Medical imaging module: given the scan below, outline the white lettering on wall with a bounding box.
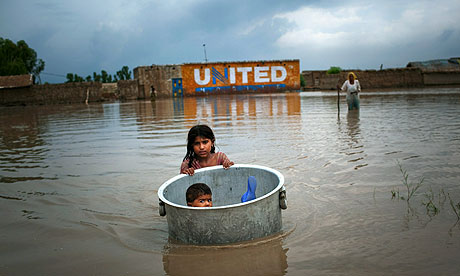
[194,68,210,85]
[193,66,288,85]
[271,66,287,82]
[254,66,269,83]
[237,67,252,84]
[229,67,236,84]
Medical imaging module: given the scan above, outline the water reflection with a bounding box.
[0,105,109,183]
[146,93,302,124]
[162,236,288,276]
[0,109,47,183]
[337,110,367,170]
[346,110,360,144]
[2,89,460,275]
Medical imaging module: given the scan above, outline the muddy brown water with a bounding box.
[1,88,460,275]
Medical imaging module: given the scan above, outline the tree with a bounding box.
[93,72,101,82]
[116,66,132,80]
[66,73,84,83]
[0,37,45,83]
[65,65,131,83]
[101,70,108,83]
[327,66,342,74]
[66,73,74,83]
[300,74,305,87]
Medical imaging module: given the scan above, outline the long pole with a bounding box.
[203,44,208,63]
[337,86,340,114]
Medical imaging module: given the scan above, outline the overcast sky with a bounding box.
[1,0,459,83]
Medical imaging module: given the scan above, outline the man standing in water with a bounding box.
[338,72,361,110]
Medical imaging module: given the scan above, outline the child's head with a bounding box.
[186,183,213,207]
[184,125,216,165]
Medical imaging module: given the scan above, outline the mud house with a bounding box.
[301,57,460,90]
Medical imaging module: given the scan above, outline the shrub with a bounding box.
[327,66,342,74]
[300,74,305,87]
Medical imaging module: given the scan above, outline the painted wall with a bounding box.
[181,60,300,95]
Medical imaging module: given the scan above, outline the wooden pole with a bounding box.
[337,87,340,114]
[85,89,89,105]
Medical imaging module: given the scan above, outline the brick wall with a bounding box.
[134,65,182,98]
[117,79,139,100]
[0,82,104,106]
[302,68,425,90]
[0,80,143,106]
[423,71,460,85]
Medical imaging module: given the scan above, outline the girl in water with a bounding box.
[180,124,234,175]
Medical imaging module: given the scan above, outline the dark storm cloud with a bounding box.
[1,0,459,83]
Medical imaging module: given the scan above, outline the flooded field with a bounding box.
[1,88,460,275]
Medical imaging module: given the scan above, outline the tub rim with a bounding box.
[158,164,285,210]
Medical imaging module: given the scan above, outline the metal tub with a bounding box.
[158,164,287,245]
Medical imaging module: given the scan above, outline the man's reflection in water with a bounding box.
[162,236,288,276]
[346,110,361,144]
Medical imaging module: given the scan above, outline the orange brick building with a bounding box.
[134,59,300,98]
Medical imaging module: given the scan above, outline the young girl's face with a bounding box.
[192,136,213,159]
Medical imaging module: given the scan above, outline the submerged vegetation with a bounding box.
[391,160,460,227]
[448,193,460,221]
[396,160,424,202]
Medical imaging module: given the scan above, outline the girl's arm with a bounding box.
[180,160,195,175]
[218,152,234,169]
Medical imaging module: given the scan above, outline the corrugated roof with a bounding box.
[0,74,34,89]
[406,58,460,70]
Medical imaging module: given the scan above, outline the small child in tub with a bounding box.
[186,183,213,207]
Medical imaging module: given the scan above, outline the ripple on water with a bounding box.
[1,91,460,274]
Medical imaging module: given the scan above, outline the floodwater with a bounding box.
[1,88,460,275]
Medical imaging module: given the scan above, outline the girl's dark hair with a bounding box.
[186,183,212,203]
[183,124,216,168]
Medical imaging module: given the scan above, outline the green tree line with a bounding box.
[65,66,132,83]
[0,37,45,82]
[1,37,133,84]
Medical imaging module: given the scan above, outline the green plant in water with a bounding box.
[390,187,400,200]
[447,193,460,221]
[327,66,342,74]
[397,161,424,202]
[422,187,441,216]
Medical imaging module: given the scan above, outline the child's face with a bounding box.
[189,194,213,207]
[193,136,213,159]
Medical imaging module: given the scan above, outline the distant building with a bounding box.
[134,59,300,98]
[0,74,34,89]
[406,57,460,71]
